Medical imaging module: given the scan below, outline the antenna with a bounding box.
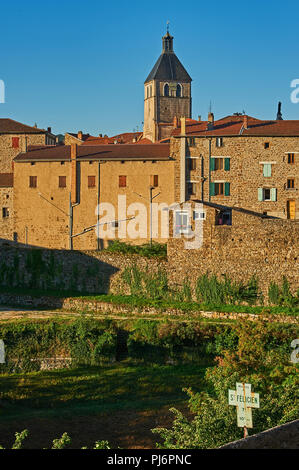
[209,100,212,113]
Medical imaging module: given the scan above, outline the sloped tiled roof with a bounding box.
[172,115,299,137]
[14,143,171,162]
[0,173,13,187]
[83,132,143,145]
[0,118,46,134]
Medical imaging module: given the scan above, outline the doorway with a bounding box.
[287,200,296,219]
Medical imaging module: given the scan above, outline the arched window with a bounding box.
[164,83,169,97]
[176,84,182,97]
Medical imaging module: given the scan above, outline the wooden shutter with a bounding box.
[224,158,230,171]
[12,137,19,149]
[258,188,263,201]
[210,182,215,196]
[224,182,230,196]
[271,188,277,201]
[151,175,158,187]
[29,176,37,188]
[210,158,215,171]
[88,176,96,188]
[119,175,126,188]
[59,176,66,188]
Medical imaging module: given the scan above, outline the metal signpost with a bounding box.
[229,382,260,438]
[0,340,5,364]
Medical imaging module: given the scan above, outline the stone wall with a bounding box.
[172,134,299,219]
[167,205,299,298]
[0,246,165,294]
[220,419,299,449]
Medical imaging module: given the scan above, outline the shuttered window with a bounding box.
[224,158,230,171]
[224,182,230,196]
[150,175,158,187]
[119,175,126,188]
[12,137,19,149]
[29,176,37,188]
[88,176,96,188]
[59,176,66,188]
[263,164,272,177]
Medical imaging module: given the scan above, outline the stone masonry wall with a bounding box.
[167,205,299,297]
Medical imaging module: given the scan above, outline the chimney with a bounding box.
[98,133,103,137]
[47,127,52,133]
[276,101,283,120]
[198,115,201,122]
[173,116,178,128]
[207,112,214,128]
[77,130,83,140]
[243,115,248,129]
[180,116,186,135]
[70,144,78,204]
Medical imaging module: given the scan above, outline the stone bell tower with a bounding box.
[143,29,192,142]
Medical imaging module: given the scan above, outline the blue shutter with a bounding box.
[224,182,230,196]
[224,158,230,171]
[263,164,271,177]
[210,182,215,196]
[258,188,263,201]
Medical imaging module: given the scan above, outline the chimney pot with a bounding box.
[198,115,201,122]
[77,130,83,140]
[207,112,214,130]
[47,127,51,133]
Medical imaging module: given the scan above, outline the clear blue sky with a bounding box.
[0,0,299,136]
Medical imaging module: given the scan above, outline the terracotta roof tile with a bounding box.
[0,118,46,134]
[14,143,170,162]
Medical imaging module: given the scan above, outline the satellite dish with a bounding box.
[0,340,5,364]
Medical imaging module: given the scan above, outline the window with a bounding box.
[210,157,230,171]
[2,207,9,218]
[264,142,270,149]
[187,182,196,196]
[175,211,189,234]
[29,176,37,188]
[188,158,196,170]
[12,137,19,149]
[150,175,159,187]
[210,182,230,196]
[59,176,66,188]
[288,153,295,164]
[216,210,232,226]
[258,188,277,201]
[193,210,206,220]
[88,176,96,188]
[287,178,295,189]
[263,163,272,177]
[176,84,182,97]
[119,175,126,188]
[164,83,169,97]
[216,137,223,147]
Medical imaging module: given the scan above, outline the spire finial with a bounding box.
[166,20,170,34]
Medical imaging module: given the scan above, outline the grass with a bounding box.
[104,240,167,259]
[0,361,208,421]
[1,286,298,317]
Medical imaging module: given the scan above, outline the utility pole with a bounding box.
[134,187,160,245]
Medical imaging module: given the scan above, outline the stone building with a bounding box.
[171,114,299,220]
[143,31,192,142]
[0,119,55,241]
[13,143,175,249]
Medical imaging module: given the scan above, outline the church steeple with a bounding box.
[162,31,174,53]
[143,29,192,142]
